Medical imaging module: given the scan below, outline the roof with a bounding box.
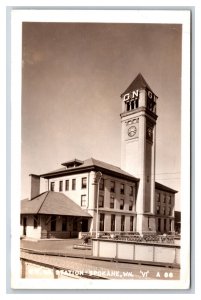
[121,73,155,97]
[155,182,178,194]
[40,157,139,182]
[37,158,177,194]
[21,191,91,217]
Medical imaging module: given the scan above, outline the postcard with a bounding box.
[10,8,190,290]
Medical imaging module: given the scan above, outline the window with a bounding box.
[128,99,138,110]
[23,217,27,236]
[156,205,160,215]
[168,196,172,205]
[156,193,160,202]
[147,99,155,112]
[99,178,104,190]
[166,219,169,232]
[163,195,166,203]
[73,220,77,231]
[120,184,125,194]
[72,179,76,190]
[130,216,134,231]
[158,218,161,232]
[120,199,124,210]
[99,195,104,208]
[126,102,130,111]
[164,219,167,232]
[65,180,69,191]
[129,200,133,211]
[33,215,39,229]
[162,207,165,215]
[59,181,63,192]
[111,214,115,231]
[81,177,87,189]
[110,181,115,193]
[81,195,87,207]
[121,215,125,231]
[50,182,55,191]
[50,216,56,231]
[99,214,105,231]
[62,216,67,231]
[168,207,172,216]
[110,196,115,209]
[129,186,134,196]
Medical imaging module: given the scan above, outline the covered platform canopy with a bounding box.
[21,191,91,217]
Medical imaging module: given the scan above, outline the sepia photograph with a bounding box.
[10,9,190,290]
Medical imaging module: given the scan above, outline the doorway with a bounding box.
[81,219,88,232]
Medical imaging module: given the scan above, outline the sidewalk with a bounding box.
[21,238,92,257]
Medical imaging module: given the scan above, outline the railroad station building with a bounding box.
[21,73,177,239]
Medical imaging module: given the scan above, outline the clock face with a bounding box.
[147,127,152,137]
[128,126,137,137]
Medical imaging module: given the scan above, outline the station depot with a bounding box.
[21,73,177,239]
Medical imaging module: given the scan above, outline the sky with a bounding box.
[21,22,182,209]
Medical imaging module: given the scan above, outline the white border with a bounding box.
[10,9,190,290]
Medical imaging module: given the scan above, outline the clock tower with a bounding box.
[120,73,158,233]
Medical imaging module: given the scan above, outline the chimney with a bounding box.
[29,174,40,199]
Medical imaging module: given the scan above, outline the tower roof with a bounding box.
[121,73,155,97]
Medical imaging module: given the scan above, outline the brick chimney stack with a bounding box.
[29,174,40,199]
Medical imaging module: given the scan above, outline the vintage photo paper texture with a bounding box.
[10,9,190,289]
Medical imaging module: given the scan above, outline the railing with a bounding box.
[80,231,180,244]
[112,234,175,244]
[79,231,140,238]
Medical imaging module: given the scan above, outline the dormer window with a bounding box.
[61,159,84,169]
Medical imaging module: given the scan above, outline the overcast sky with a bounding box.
[21,22,181,209]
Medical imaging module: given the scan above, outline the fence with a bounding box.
[92,238,180,267]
